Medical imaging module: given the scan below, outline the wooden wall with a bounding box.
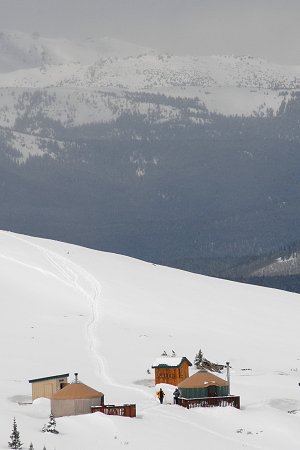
[155,361,190,386]
[51,396,104,418]
[31,376,68,400]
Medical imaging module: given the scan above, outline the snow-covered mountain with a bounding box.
[0,32,299,91]
[0,31,298,130]
[0,31,299,160]
[1,231,300,450]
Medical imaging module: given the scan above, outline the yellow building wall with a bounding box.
[31,376,68,400]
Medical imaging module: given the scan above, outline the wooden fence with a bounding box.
[178,395,240,409]
[91,404,136,417]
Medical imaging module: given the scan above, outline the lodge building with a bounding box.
[152,356,192,386]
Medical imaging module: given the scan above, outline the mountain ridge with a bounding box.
[0,30,298,123]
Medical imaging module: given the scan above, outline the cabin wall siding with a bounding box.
[179,385,229,399]
[155,361,190,386]
[31,376,68,400]
[52,399,75,418]
[51,396,104,418]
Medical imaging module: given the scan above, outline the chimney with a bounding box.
[226,362,230,395]
[74,372,78,383]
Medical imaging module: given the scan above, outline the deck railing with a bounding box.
[178,395,240,409]
[91,404,136,417]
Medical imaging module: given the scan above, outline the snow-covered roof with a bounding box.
[152,356,192,368]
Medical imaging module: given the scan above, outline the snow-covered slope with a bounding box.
[252,252,300,277]
[0,128,65,161]
[56,54,300,91]
[1,231,300,450]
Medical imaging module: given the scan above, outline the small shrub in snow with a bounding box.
[42,413,59,434]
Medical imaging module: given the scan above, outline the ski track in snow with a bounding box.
[0,231,152,398]
[0,231,110,382]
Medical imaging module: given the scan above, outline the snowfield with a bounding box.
[1,231,300,449]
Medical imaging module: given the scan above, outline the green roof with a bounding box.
[29,373,69,383]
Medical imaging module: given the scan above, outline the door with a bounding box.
[207,385,218,397]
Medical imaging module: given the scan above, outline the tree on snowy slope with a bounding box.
[42,412,59,434]
[194,349,203,369]
[29,443,34,450]
[8,417,23,449]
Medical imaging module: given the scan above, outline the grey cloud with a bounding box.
[0,0,299,64]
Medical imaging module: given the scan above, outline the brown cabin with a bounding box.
[29,373,69,401]
[51,381,104,418]
[152,356,192,386]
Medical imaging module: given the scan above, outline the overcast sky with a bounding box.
[0,0,299,64]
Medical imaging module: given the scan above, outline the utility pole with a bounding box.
[226,361,230,395]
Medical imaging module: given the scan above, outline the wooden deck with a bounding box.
[178,395,240,409]
[91,404,136,417]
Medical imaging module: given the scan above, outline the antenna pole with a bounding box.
[226,362,230,395]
